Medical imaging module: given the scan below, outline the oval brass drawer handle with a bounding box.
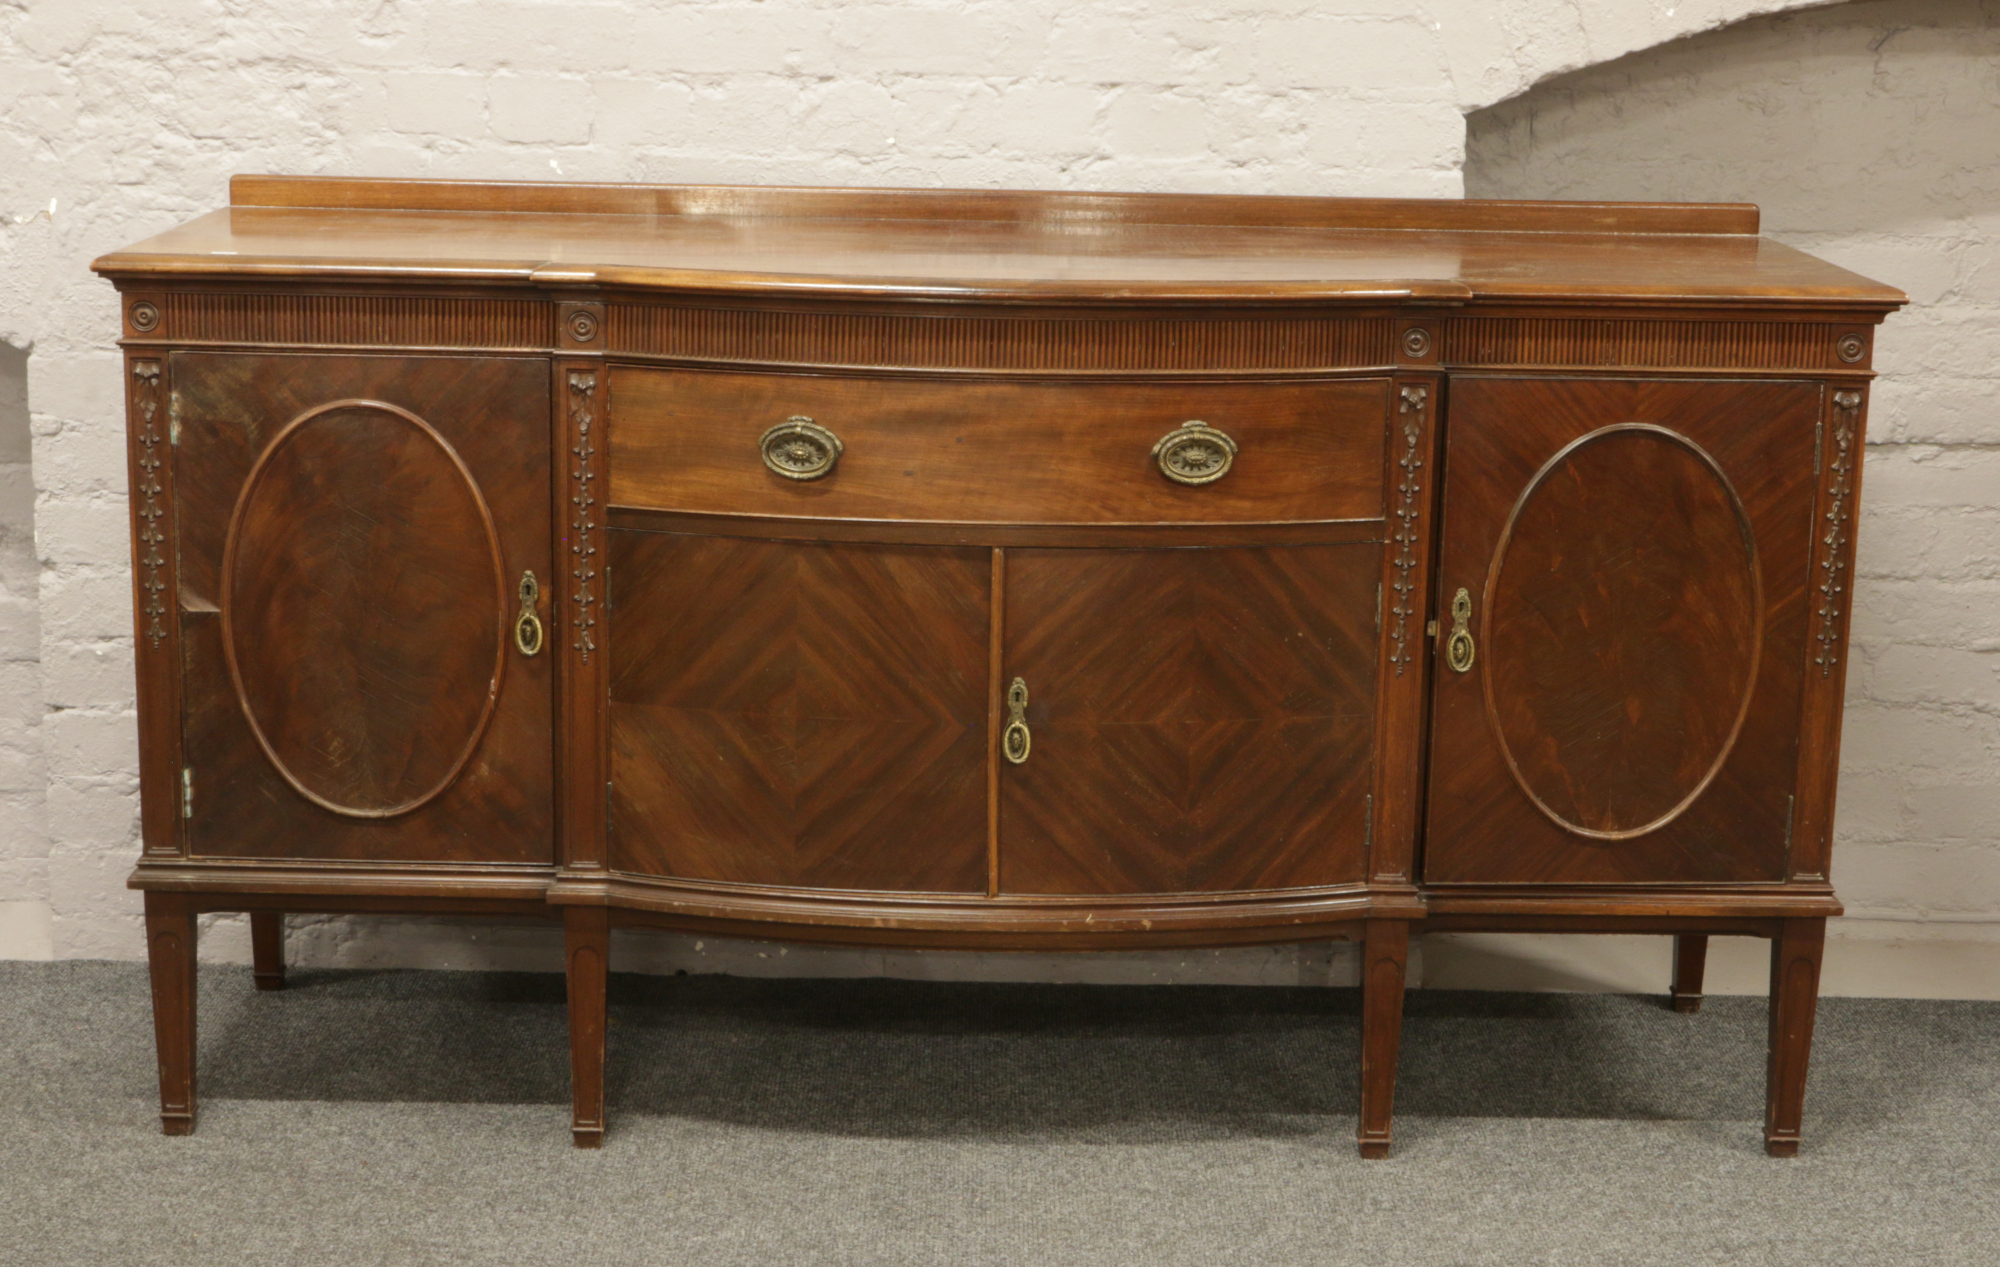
[515,570,544,657]
[1446,587,1475,674]
[1003,677,1032,765]
[1152,420,1237,486]
[760,416,843,481]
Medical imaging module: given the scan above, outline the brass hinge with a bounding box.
[1784,794,1795,848]
[1375,582,1382,633]
[1363,793,1374,853]
[1813,419,1822,476]
[180,767,193,819]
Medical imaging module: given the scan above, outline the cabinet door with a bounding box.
[172,353,553,864]
[608,530,991,892]
[999,545,1379,894]
[1424,378,1822,884]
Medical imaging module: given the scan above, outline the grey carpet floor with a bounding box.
[2,961,1998,1265]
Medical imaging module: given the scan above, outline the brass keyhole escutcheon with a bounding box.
[1002,677,1032,765]
[1152,420,1238,486]
[514,571,544,657]
[759,416,844,481]
[1446,587,1475,674]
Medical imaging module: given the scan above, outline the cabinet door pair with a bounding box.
[606,534,1382,896]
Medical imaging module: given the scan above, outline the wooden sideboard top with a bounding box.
[90,175,1905,311]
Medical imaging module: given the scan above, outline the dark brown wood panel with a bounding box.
[1488,425,1760,836]
[609,369,1392,526]
[999,545,1379,894]
[1425,377,1822,885]
[224,400,505,816]
[1367,379,1441,885]
[603,507,1385,551]
[1764,917,1827,1156]
[126,355,184,858]
[227,174,1763,235]
[610,308,1399,374]
[170,352,553,864]
[565,906,609,1148]
[557,362,610,872]
[143,891,197,1135]
[1442,317,1860,373]
[99,176,1908,311]
[609,530,990,893]
[1357,918,1409,1158]
[1790,387,1872,883]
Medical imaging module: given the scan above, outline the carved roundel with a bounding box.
[1836,332,1867,363]
[1402,327,1432,358]
[1483,424,1762,840]
[220,399,506,819]
[567,309,600,343]
[129,301,160,332]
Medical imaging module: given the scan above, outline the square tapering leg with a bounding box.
[144,892,199,1136]
[565,906,610,1148]
[250,911,286,991]
[1671,934,1709,1014]
[1357,919,1410,1159]
[1764,917,1826,1157]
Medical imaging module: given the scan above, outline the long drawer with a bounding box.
[607,368,1393,525]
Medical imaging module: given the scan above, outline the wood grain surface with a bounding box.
[171,353,554,864]
[222,398,506,817]
[609,368,1392,526]
[999,544,1379,894]
[608,530,991,893]
[1483,424,1760,838]
[1424,377,1822,885]
[87,177,1908,311]
[227,174,1763,234]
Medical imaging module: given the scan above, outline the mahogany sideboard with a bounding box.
[93,176,1904,1156]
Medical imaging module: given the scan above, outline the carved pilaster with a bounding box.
[1387,385,1427,676]
[567,368,599,663]
[127,354,182,858]
[1815,391,1862,677]
[133,361,167,649]
[556,361,609,873]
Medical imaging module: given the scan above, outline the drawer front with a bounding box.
[609,368,1391,526]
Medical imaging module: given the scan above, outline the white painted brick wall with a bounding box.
[1465,0,2000,943]
[0,344,48,958]
[5,0,1974,988]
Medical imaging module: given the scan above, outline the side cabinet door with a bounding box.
[606,530,992,893]
[1424,377,1822,885]
[171,353,554,865]
[999,545,1380,894]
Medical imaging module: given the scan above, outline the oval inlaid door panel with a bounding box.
[221,398,506,818]
[1425,378,1821,886]
[1485,424,1761,838]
